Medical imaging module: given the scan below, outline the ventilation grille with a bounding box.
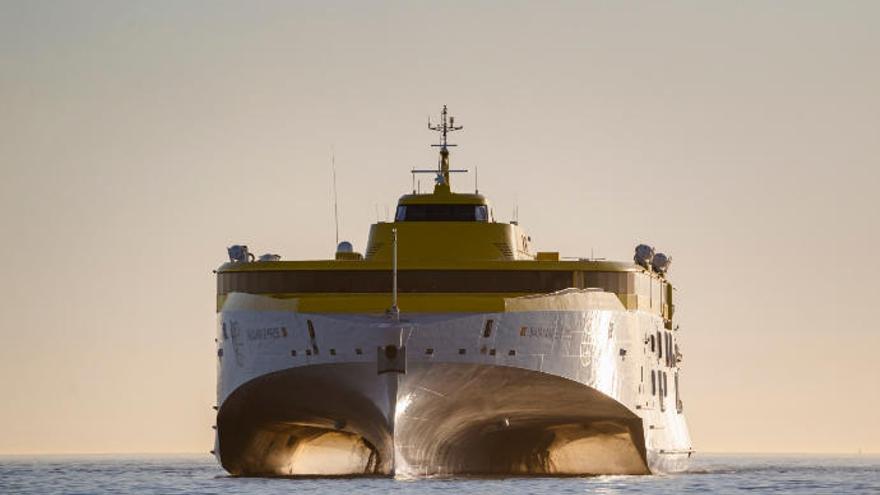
[494,242,514,259]
[365,242,384,258]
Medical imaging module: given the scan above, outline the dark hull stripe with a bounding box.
[217,270,636,295]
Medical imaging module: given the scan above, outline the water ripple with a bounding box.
[0,454,878,495]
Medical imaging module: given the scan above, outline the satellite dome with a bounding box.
[227,245,253,263]
[633,244,654,268]
[336,241,354,253]
[651,252,672,275]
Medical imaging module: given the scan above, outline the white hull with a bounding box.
[214,290,692,476]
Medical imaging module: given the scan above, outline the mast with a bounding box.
[412,106,468,192]
[331,149,339,247]
[428,105,464,190]
[389,227,399,321]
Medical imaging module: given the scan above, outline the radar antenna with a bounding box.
[413,105,467,190]
[428,104,463,150]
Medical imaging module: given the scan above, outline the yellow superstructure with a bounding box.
[216,105,675,322]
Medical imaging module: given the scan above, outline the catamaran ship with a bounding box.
[213,106,692,476]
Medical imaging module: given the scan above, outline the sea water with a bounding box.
[0,454,878,494]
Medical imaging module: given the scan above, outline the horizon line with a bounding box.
[1,450,878,458]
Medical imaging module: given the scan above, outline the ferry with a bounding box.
[213,106,692,476]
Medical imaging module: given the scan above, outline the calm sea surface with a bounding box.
[0,454,877,494]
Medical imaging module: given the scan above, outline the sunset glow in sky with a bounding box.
[1,1,878,454]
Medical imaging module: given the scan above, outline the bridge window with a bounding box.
[395,204,489,222]
[218,269,576,295]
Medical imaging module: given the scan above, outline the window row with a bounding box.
[395,204,490,222]
[649,330,676,367]
[651,370,670,398]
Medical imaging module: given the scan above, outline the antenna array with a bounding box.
[428,104,463,149]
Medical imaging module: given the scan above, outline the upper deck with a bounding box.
[216,106,675,321]
[217,257,674,322]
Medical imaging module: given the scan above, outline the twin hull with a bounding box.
[214,290,691,476]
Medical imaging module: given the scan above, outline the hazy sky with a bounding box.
[1,1,878,455]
